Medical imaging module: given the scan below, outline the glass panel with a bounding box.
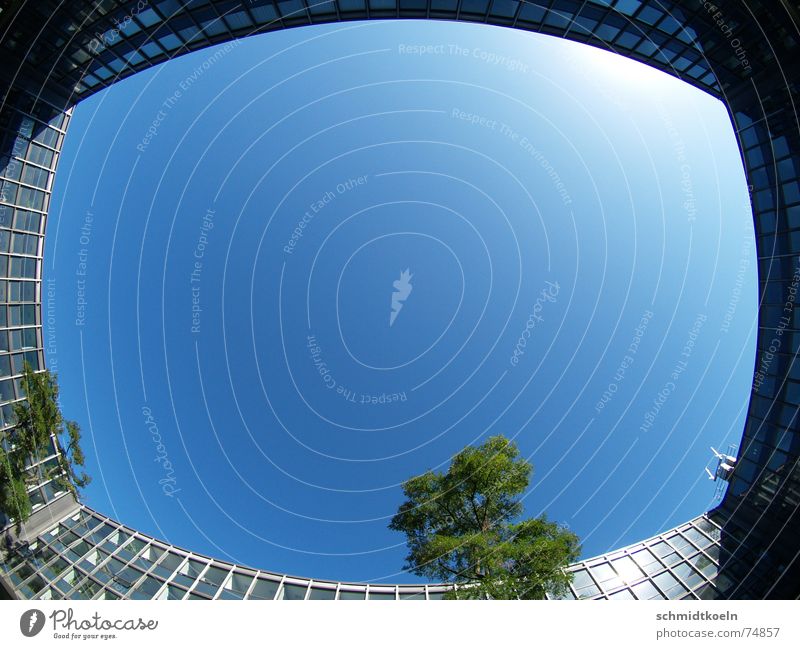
[72,578,102,599]
[631,580,665,600]
[338,589,366,600]
[611,556,645,584]
[162,584,187,600]
[398,589,426,600]
[367,590,396,600]
[218,589,245,600]
[249,578,280,600]
[673,561,705,589]
[173,558,206,587]
[308,586,337,600]
[279,583,308,600]
[653,571,687,598]
[95,589,121,600]
[223,572,254,597]
[588,562,622,590]
[667,533,696,555]
[129,576,164,600]
[607,588,635,600]
[570,569,600,597]
[650,542,681,566]
[631,548,662,572]
[151,552,183,579]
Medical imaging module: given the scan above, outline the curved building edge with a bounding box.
[0,0,798,599]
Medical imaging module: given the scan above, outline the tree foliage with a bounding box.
[0,363,90,533]
[389,435,580,599]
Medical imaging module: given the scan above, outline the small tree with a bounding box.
[0,363,90,533]
[389,435,580,599]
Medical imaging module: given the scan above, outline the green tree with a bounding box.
[0,363,90,533]
[389,435,580,599]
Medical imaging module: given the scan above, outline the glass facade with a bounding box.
[0,506,451,600]
[0,83,71,520]
[1,0,798,598]
[0,505,730,600]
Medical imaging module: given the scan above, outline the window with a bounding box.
[0,378,16,402]
[682,525,713,549]
[9,328,39,351]
[220,572,254,599]
[308,586,337,600]
[0,355,11,377]
[20,164,49,190]
[16,186,45,211]
[159,584,187,600]
[337,589,366,600]
[367,589,396,600]
[13,210,41,232]
[588,562,624,591]
[249,577,280,600]
[570,569,600,597]
[650,541,681,566]
[25,143,54,169]
[10,256,37,278]
[32,126,59,149]
[193,565,229,597]
[608,588,635,599]
[130,576,165,599]
[279,583,308,600]
[131,545,165,571]
[11,232,39,255]
[151,552,183,580]
[173,558,207,588]
[653,571,687,598]
[9,280,36,302]
[672,561,705,589]
[631,580,665,600]
[10,304,37,325]
[631,548,662,572]
[72,577,103,599]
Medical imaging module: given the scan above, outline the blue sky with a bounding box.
[45,20,757,583]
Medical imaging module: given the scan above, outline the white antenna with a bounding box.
[705,443,738,501]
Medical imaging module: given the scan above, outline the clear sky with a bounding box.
[45,19,757,583]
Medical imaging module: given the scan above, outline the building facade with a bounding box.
[0,0,798,599]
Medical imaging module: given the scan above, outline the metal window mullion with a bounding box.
[275,573,287,599]
[208,565,233,599]
[267,0,289,29]
[205,1,241,44]
[562,0,589,38]
[243,571,263,600]
[9,109,68,137]
[536,0,561,34]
